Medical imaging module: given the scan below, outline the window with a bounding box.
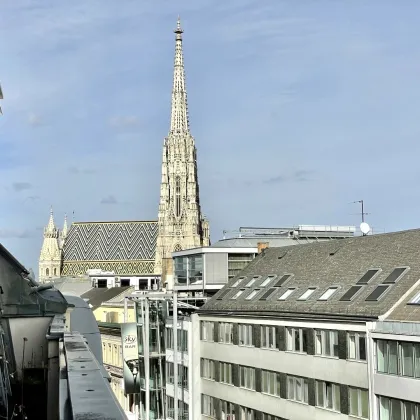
[278,288,295,300]
[245,276,259,287]
[261,275,276,287]
[201,321,214,342]
[318,287,338,301]
[175,176,181,217]
[231,289,245,300]
[219,323,233,344]
[217,289,231,300]
[240,406,255,420]
[377,339,420,378]
[348,332,366,361]
[287,375,308,403]
[262,370,280,396]
[220,400,236,419]
[340,285,362,301]
[46,268,49,277]
[273,274,291,287]
[167,396,174,419]
[298,288,316,300]
[410,291,420,304]
[228,255,255,279]
[365,285,390,301]
[287,327,308,353]
[201,394,216,418]
[201,359,215,380]
[166,328,174,349]
[231,277,245,287]
[246,289,260,300]
[178,364,188,389]
[259,288,276,301]
[349,387,369,419]
[262,414,281,420]
[166,362,174,384]
[315,330,339,357]
[179,401,189,420]
[316,380,340,411]
[177,329,188,352]
[239,365,255,390]
[261,325,276,349]
[239,324,254,346]
[219,362,233,384]
[53,268,57,276]
[382,267,408,284]
[356,269,379,284]
[379,396,420,420]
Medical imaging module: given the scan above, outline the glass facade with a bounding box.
[174,254,203,285]
[228,253,255,279]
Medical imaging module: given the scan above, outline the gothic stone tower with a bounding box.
[39,208,62,282]
[154,18,210,285]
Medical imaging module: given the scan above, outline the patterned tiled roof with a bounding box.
[62,221,158,262]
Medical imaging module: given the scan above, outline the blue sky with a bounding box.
[1,0,420,273]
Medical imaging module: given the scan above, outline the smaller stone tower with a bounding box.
[39,207,62,282]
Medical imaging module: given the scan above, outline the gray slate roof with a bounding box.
[201,229,420,320]
[62,221,158,262]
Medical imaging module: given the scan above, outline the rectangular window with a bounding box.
[261,370,280,396]
[382,267,408,284]
[316,380,340,412]
[340,285,363,301]
[261,325,276,349]
[379,396,420,420]
[315,330,339,357]
[318,287,338,301]
[232,289,245,300]
[240,406,255,420]
[365,285,390,301]
[178,364,188,389]
[356,269,379,284]
[218,322,233,344]
[286,327,308,353]
[298,288,316,300]
[166,362,174,384]
[177,329,188,352]
[261,275,276,287]
[287,375,309,404]
[278,288,295,300]
[349,387,369,419]
[245,276,259,287]
[201,394,216,418]
[201,321,214,342]
[239,365,256,390]
[348,332,367,361]
[259,288,276,301]
[219,362,233,385]
[166,327,174,349]
[167,396,174,419]
[231,276,246,287]
[246,289,260,300]
[239,324,254,346]
[410,291,420,304]
[274,274,291,287]
[201,358,215,380]
[220,400,236,419]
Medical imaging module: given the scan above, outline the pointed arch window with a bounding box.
[46,268,50,277]
[175,177,181,217]
[54,268,57,276]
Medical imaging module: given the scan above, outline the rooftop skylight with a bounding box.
[318,287,338,301]
[216,289,231,300]
[356,269,380,285]
[231,289,245,300]
[260,275,276,287]
[246,289,260,300]
[409,291,420,305]
[231,277,245,288]
[259,288,276,301]
[245,276,260,287]
[297,288,316,301]
[278,288,295,301]
[382,267,408,284]
[339,285,362,301]
[365,285,390,302]
[273,274,291,288]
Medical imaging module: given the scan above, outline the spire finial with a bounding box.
[175,16,183,34]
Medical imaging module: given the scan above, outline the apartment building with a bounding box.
[194,229,420,420]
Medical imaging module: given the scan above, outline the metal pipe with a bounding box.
[173,291,178,420]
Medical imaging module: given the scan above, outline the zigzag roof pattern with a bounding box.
[62,221,158,262]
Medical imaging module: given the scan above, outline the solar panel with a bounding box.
[365,285,390,301]
[339,285,363,301]
[259,288,276,301]
[273,275,291,288]
[216,289,231,300]
[356,269,379,285]
[382,268,407,284]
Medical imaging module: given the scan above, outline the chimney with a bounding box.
[257,242,269,254]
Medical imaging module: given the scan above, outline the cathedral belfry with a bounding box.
[154,17,210,284]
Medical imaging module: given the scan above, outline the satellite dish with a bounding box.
[360,222,371,235]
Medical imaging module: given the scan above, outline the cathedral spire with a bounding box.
[45,206,57,235]
[170,16,190,134]
[62,213,68,238]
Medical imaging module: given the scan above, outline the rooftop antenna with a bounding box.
[352,199,371,236]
